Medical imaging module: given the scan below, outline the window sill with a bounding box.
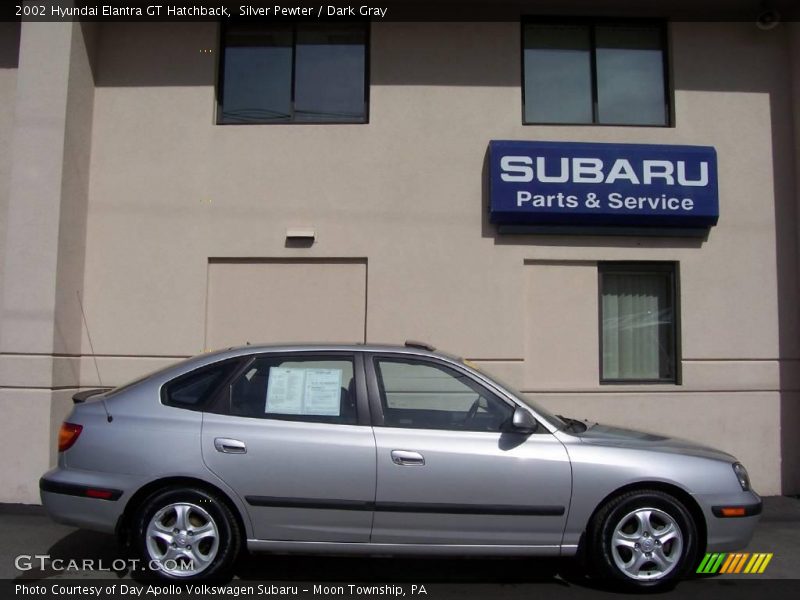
[215,120,369,126]
[600,379,678,386]
[521,121,672,128]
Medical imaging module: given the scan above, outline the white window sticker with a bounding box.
[265,368,305,414]
[265,367,343,416]
[302,369,343,416]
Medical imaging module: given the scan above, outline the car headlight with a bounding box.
[733,462,750,491]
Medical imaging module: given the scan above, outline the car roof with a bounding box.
[102,342,462,399]
[204,342,458,362]
[112,342,464,393]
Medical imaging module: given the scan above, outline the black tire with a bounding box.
[588,489,698,590]
[132,486,241,582]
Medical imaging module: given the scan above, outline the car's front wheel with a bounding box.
[133,487,241,581]
[589,489,698,590]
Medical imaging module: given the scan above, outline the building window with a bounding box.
[218,22,368,124]
[599,263,678,383]
[522,20,669,126]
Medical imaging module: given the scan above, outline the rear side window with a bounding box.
[226,355,357,425]
[162,361,239,409]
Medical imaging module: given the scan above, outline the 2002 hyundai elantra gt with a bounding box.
[40,342,761,589]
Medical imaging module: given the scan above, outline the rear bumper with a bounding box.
[39,469,129,534]
[40,478,123,501]
[697,491,762,552]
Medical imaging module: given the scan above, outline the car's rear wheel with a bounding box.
[589,489,698,590]
[133,487,240,581]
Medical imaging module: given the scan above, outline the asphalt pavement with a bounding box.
[1,496,799,599]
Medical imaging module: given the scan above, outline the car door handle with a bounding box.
[391,450,425,466]
[214,438,247,454]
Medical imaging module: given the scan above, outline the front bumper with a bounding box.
[698,490,762,552]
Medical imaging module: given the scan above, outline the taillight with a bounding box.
[58,422,83,452]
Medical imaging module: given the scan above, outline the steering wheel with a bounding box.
[462,397,481,427]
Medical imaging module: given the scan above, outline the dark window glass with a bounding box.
[219,23,367,124]
[600,263,678,383]
[294,24,367,122]
[221,25,293,123]
[523,21,668,126]
[523,24,592,124]
[227,356,357,425]
[0,22,21,69]
[374,358,514,432]
[595,25,667,125]
[163,361,239,408]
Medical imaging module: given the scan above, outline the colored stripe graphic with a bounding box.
[711,553,726,573]
[758,554,773,573]
[744,554,760,573]
[719,554,737,573]
[745,553,773,574]
[697,553,726,574]
[696,553,714,573]
[734,553,749,573]
[698,553,773,574]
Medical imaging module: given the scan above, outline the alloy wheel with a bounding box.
[145,502,220,577]
[610,506,684,581]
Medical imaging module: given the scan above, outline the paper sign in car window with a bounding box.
[303,369,342,416]
[265,367,305,414]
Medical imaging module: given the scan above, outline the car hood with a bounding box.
[574,422,736,462]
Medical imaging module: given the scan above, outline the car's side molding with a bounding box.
[245,496,566,516]
[246,539,577,557]
[375,502,566,516]
[245,496,372,511]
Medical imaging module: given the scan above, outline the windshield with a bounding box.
[462,360,567,430]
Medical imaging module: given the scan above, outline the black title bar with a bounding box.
[4,1,800,22]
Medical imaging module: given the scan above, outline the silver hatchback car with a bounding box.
[40,342,760,589]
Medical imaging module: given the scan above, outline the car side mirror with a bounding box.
[509,407,538,434]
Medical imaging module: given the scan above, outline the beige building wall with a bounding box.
[0,22,20,344]
[0,21,96,503]
[205,259,368,349]
[1,19,799,501]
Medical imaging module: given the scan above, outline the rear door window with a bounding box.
[225,355,358,425]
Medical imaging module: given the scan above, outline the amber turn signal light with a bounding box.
[58,422,83,452]
[720,507,746,517]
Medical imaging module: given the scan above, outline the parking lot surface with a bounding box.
[1,496,798,599]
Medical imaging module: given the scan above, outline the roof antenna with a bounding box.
[76,291,113,422]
